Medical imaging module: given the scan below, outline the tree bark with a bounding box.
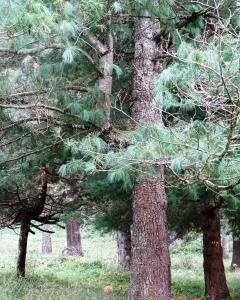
[16,219,30,277]
[231,239,240,270]
[129,2,172,299]
[117,230,131,269]
[15,163,48,278]
[98,32,113,130]
[42,224,52,255]
[202,209,230,300]
[66,219,84,257]
[129,169,171,300]
[222,233,229,259]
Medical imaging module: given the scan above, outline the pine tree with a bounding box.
[128,1,172,297]
[0,1,240,296]
[168,187,230,299]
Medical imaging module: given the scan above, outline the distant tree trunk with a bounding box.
[117,230,131,269]
[202,209,230,300]
[16,219,30,277]
[128,1,172,299]
[231,239,240,270]
[42,224,52,255]
[66,219,83,256]
[222,233,229,259]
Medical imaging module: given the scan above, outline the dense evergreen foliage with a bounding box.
[0,0,240,298]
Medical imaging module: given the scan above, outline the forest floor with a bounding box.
[0,227,239,300]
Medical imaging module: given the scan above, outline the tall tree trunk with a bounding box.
[117,230,131,269]
[129,2,171,299]
[222,233,229,259]
[129,170,171,299]
[42,224,52,255]
[202,209,230,300]
[66,219,84,257]
[231,239,240,270]
[16,219,30,277]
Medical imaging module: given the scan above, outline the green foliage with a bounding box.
[0,1,240,282]
[83,174,132,233]
[62,47,77,64]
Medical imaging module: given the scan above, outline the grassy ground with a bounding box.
[0,227,239,300]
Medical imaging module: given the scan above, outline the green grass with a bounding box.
[0,228,240,299]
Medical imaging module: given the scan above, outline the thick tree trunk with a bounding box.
[129,169,171,300]
[231,239,240,270]
[129,2,171,299]
[42,224,52,255]
[203,209,230,300]
[117,230,131,269]
[16,219,30,277]
[222,233,229,259]
[66,219,84,257]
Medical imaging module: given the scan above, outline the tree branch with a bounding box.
[0,140,63,165]
[82,29,108,55]
[204,178,240,191]
[0,43,62,55]
[0,85,88,101]
[30,222,55,233]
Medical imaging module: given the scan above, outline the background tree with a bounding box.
[168,187,230,299]
[84,174,132,269]
[42,224,52,255]
[65,218,84,257]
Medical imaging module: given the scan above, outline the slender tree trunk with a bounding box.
[222,233,229,259]
[16,163,48,277]
[231,239,240,270]
[129,2,171,299]
[16,219,30,277]
[66,219,84,257]
[202,209,230,300]
[98,32,113,130]
[42,224,52,255]
[117,230,131,269]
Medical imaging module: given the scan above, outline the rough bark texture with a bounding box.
[203,209,230,300]
[129,2,172,299]
[16,219,30,277]
[231,239,240,270]
[42,224,52,255]
[131,23,162,127]
[117,230,131,270]
[66,219,84,257]
[222,233,229,259]
[129,169,171,300]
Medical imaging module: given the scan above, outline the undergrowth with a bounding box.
[0,228,240,299]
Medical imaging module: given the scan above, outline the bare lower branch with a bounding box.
[0,140,63,165]
[0,85,88,101]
